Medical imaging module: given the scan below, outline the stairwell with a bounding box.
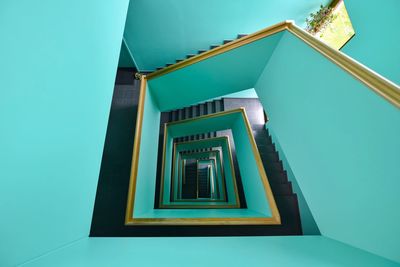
[155,97,302,235]
[155,98,248,209]
[155,34,248,72]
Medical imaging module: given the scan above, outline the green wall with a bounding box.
[132,85,160,217]
[124,0,329,71]
[267,125,320,235]
[21,236,398,266]
[342,0,400,84]
[221,88,258,99]
[148,32,283,111]
[255,32,400,262]
[118,40,136,68]
[232,115,271,216]
[0,0,129,266]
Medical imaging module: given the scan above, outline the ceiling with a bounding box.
[121,0,329,71]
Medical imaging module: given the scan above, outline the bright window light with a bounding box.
[314,1,355,50]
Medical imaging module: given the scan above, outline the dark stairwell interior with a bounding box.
[90,69,306,237]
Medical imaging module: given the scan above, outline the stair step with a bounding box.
[206,102,213,114]
[186,54,196,59]
[267,161,283,170]
[237,34,247,39]
[257,144,276,152]
[223,40,233,44]
[266,171,289,184]
[270,182,294,196]
[274,195,302,234]
[199,104,206,116]
[184,107,191,119]
[260,152,280,162]
[192,105,198,118]
[172,110,179,121]
[210,45,219,49]
[254,134,273,143]
[198,50,207,54]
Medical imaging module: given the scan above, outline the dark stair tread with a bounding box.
[269,182,294,196]
[272,195,302,234]
[158,98,301,236]
[260,153,280,162]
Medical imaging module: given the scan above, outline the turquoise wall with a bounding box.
[342,0,400,84]
[0,0,129,266]
[148,32,283,111]
[221,88,258,99]
[267,125,320,235]
[132,85,161,217]
[232,115,272,216]
[133,103,273,218]
[206,88,259,102]
[21,236,398,267]
[118,40,136,68]
[124,0,329,70]
[255,32,400,262]
[166,138,237,207]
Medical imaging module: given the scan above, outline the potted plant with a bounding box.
[306,4,337,34]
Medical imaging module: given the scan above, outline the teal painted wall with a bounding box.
[255,32,400,262]
[22,236,398,267]
[118,40,136,68]
[0,0,129,266]
[133,103,272,218]
[342,0,400,84]
[124,0,329,71]
[132,85,160,217]
[165,138,238,207]
[221,88,258,99]
[148,32,283,111]
[267,125,320,235]
[232,115,271,216]
[206,88,259,102]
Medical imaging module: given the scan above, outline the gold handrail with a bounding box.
[125,104,282,224]
[146,21,400,108]
[287,23,400,108]
[146,21,291,80]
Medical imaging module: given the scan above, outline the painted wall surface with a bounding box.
[133,105,271,218]
[232,116,271,216]
[0,0,129,266]
[21,236,398,267]
[205,88,259,102]
[255,32,400,262]
[165,138,238,207]
[148,32,283,111]
[342,0,400,84]
[221,88,258,99]
[118,40,135,68]
[267,125,320,235]
[124,0,329,71]
[132,86,161,217]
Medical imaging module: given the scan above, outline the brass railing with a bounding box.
[146,21,400,108]
[125,21,400,225]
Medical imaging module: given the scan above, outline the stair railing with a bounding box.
[146,21,400,108]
